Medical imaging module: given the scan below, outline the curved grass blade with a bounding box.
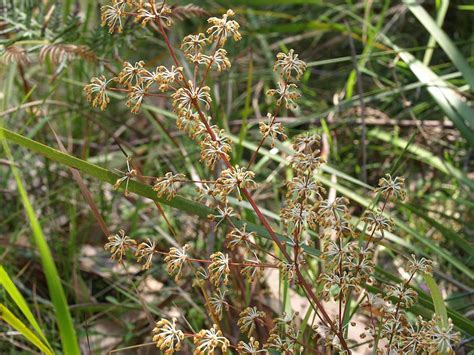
[0,304,53,355]
[424,274,449,329]
[0,130,80,355]
[369,129,474,190]
[380,37,474,144]
[0,266,52,351]
[405,0,474,89]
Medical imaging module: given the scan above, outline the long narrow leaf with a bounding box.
[380,37,474,144]
[424,274,449,329]
[0,266,51,350]
[405,0,474,89]
[0,130,80,355]
[369,129,474,190]
[0,304,53,355]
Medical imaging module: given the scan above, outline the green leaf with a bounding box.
[405,0,474,89]
[0,130,80,355]
[369,129,474,190]
[0,266,52,351]
[380,37,474,144]
[424,274,449,329]
[0,304,53,355]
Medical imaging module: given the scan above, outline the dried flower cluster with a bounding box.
[90,3,462,354]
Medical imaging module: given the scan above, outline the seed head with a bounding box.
[226,224,256,250]
[118,61,145,87]
[207,9,242,46]
[199,48,231,72]
[199,134,232,170]
[135,239,156,270]
[375,174,406,201]
[259,113,287,147]
[273,49,307,81]
[152,318,184,354]
[237,307,266,336]
[407,254,433,276]
[172,81,212,116]
[153,172,186,200]
[209,289,229,320]
[215,166,256,199]
[237,337,265,354]
[164,244,190,281]
[181,33,208,63]
[193,324,230,354]
[267,81,301,110]
[386,283,418,308]
[126,83,147,113]
[104,229,136,262]
[101,1,127,33]
[208,252,230,287]
[84,75,110,111]
[137,1,173,27]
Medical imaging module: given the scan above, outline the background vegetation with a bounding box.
[0,0,473,353]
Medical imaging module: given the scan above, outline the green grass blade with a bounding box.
[405,0,474,89]
[380,38,474,144]
[422,0,449,66]
[0,305,53,355]
[401,204,474,261]
[0,266,52,350]
[424,274,449,329]
[0,131,80,355]
[369,129,474,190]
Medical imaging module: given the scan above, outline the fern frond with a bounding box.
[39,44,96,64]
[1,46,30,65]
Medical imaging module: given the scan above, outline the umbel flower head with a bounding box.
[101,0,127,33]
[193,324,230,355]
[135,238,156,270]
[164,244,190,281]
[237,306,266,336]
[274,49,307,81]
[104,229,136,262]
[207,9,242,46]
[84,75,110,111]
[136,1,173,27]
[375,174,406,201]
[153,172,186,200]
[215,166,256,199]
[152,318,184,354]
[208,252,230,287]
[259,113,287,147]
